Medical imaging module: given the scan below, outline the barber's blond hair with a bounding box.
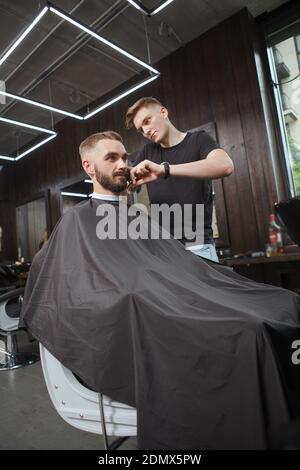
[125,97,163,129]
[79,131,123,160]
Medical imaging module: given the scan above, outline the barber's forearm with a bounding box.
[129,150,234,188]
[169,157,234,180]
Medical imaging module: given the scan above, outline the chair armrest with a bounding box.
[0,286,16,295]
[0,288,25,302]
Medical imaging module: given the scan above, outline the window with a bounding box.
[268,29,300,195]
[262,2,300,196]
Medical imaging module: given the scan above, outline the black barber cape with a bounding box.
[20,198,300,449]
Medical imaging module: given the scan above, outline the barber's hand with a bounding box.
[129,160,164,189]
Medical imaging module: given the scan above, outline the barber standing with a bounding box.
[126,97,234,262]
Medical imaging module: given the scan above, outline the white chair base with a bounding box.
[40,344,137,449]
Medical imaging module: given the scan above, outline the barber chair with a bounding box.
[0,262,23,296]
[275,197,300,246]
[0,288,39,370]
[0,264,18,288]
[39,344,137,450]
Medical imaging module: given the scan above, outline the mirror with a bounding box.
[16,191,50,261]
[60,178,92,214]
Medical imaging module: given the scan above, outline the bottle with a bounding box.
[268,214,283,254]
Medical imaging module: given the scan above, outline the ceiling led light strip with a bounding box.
[0,2,160,132]
[0,6,48,66]
[61,192,89,198]
[49,4,159,75]
[152,0,175,15]
[125,0,175,16]
[126,0,145,13]
[0,155,14,161]
[0,90,83,120]
[15,134,57,161]
[0,116,56,134]
[84,74,159,120]
[0,116,57,162]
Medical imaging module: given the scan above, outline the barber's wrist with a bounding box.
[161,162,170,179]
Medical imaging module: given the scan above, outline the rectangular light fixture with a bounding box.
[84,179,93,183]
[0,6,48,66]
[0,115,57,134]
[125,0,176,16]
[84,74,159,120]
[15,134,57,161]
[0,116,56,162]
[0,3,160,122]
[0,90,83,120]
[49,4,159,75]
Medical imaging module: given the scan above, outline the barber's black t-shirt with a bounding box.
[132,130,221,244]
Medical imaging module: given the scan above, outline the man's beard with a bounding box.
[94,166,130,194]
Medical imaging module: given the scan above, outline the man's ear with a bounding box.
[161,107,168,120]
[82,159,95,177]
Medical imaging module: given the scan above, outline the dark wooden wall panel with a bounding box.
[1,8,278,260]
[229,11,277,248]
[0,166,17,260]
[202,20,260,253]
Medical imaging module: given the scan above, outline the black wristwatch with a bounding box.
[161,161,170,179]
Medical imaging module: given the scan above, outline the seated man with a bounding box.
[20,131,300,450]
